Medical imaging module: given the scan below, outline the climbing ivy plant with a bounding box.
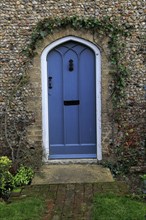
[23,16,132,106]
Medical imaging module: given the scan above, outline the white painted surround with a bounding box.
[41,36,102,162]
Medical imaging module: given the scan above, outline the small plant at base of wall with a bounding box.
[140,174,146,195]
[0,156,34,201]
[14,165,34,187]
[0,156,14,200]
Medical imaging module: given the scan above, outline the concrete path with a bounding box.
[32,164,114,185]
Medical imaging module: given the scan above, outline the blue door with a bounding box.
[47,41,96,159]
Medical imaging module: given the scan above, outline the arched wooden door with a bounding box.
[47,41,96,159]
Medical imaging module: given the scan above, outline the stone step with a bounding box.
[32,164,114,185]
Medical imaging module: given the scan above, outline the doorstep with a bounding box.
[32,164,114,185]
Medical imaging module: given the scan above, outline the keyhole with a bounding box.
[69,59,74,71]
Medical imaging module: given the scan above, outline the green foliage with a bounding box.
[22,16,132,106]
[93,193,146,220]
[0,156,14,198]
[103,146,143,176]
[140,174,146,180]
[0,156,12,170]
[0,197,45,220]
[103,122,146,176]
[14,165,34,186]
[0,156,34,200]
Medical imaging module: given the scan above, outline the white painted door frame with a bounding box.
[41,36,102,161]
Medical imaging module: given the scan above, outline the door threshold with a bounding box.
[45,159,98,164]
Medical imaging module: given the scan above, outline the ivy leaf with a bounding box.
[40,31,47,38]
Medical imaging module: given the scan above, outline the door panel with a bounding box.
[47,41,96,159]
[48,51,64,145]
[79,49,96,144]
[64,51,78,101]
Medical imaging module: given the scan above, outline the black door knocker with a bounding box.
[69,59,74,71]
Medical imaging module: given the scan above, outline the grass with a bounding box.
[93,193,146,220]
[12,188,22,193]
[0,197,45,220]
[0,186,145,220]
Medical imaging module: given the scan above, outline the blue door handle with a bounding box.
[49,76,52,89]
